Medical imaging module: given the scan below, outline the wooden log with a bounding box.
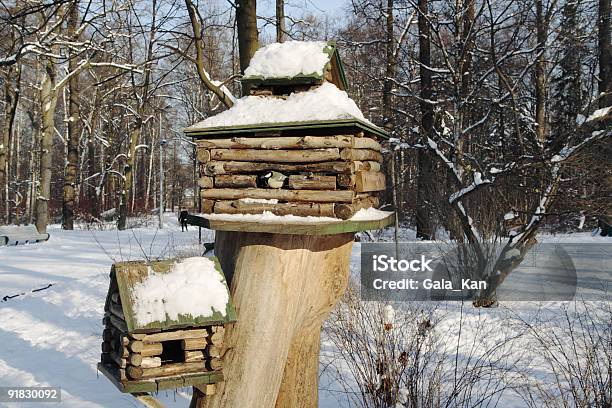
[354,171,386,192]
[353,161,382,172]
[288,175,336,190]
[114,342,129,359]
[336,168,385,192]
[197,176,214,189]
[340,148,383,162]
[127,361,206,380]
[197,135,354,150]
[197,149,211,164]
[110,350,127,368]
[334,196,380,220]
[336,174,354,188]
[128,333,146,341]
[210,148,341,163]
[184,350,205,362]
[201,198,215,214]
[129,353,143,367]
[209,330,224,345]
[100,352,113,364]
[213,200,336,218]
[206,345,222,358]
[102,314,127,333]
[139,329,208,343]
[201,188,354,203]
[203,160,356,175]
[140,342,163,357]
[102,328,114,343]
[129,354,162,368]
[208,358,222,371]
[182,338,207,351]
[214,174,257,188]
[109,302,125,321]
[101,341,113,353]
[128,340,144,353]
[128,341,163,356]
[353,137,382,151]
[141,357,162,369]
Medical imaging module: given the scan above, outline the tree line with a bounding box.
[0,0,610,245]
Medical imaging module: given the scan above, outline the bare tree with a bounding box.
[61,0,80,230]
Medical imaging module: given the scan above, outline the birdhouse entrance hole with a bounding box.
[159,339,182,364]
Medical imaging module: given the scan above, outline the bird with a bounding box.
[262,171,287,188]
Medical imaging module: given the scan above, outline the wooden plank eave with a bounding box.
[185,212,395,235]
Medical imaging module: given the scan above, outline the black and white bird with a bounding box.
[262,171,287,188]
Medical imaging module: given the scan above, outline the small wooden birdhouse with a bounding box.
[97,257,236,393]
[185,40,389,220]
[241,40,348,96]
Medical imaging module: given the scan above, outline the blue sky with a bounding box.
[258,0,346,20]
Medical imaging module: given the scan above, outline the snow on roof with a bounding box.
[188,82,370,130]
[132,257,229,326]
[243,41,331,79]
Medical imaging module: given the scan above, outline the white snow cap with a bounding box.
[132,257,229,326]
[190,82,370,129]
[243,41,331,79]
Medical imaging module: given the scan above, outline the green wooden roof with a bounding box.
[108,258,237,333]
[241,41,348,91]
[184,118,388,140]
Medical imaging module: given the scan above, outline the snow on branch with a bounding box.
[185,0,236,109]
[449,172,492,204]
[551,106,611,163]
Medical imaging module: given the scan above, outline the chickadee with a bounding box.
[263,171,287,188]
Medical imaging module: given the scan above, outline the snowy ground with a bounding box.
[0,216,609,407]
[0,215,214,407]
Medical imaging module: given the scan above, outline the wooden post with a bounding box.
[196,230,354,408]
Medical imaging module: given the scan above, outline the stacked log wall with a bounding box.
[196,132,386,219]
[100,288,224,383]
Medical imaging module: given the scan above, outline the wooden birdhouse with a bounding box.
[185,40,389,220]
[97,257,237,393]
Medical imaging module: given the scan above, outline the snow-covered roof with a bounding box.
[185,83,371,131]
[241,40,348,91]
[109,257,237,332]
[243,41,331,79]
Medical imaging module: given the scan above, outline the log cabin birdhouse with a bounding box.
[184,40,389,220]
[97,257,237,393]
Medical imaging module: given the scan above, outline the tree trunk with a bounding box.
[599,0,611,108]
[118,0,157,230]
[416,0,435,240]
[276,0,285,43]
[62,1,80,230]
[117,124,142,230]
[534,0,547,145]
[236,0,259,75]
[382,0,395,133]
[0,65,20,224]
[195,231,353,408]
[36,61,58,234]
